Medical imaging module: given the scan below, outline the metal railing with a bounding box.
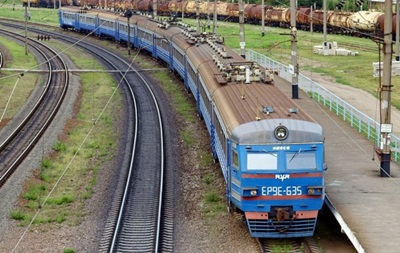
[246,49,399,163]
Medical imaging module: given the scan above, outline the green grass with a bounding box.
[0,36,37,120]
[0,4,59,25]
[9,41,120,226]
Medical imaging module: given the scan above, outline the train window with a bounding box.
[247,153,277,170]
[286,151,316,170]
[232,150,239,168]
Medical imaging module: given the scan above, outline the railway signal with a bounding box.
[125,9,133,55]
[336,0,345,10]
[355,0,364,7]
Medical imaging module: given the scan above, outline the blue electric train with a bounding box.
[59,7,327,238]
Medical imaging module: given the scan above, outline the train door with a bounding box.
[229,142,241,211]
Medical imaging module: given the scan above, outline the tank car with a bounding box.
[349,11,383,34]
[184,1,197,16]
[215,1,228,19]
[135,0,153,13]
[157,1,170,15]
[59,6,327,239]
[376,13,397,36]
[22,0,75,7]
[328,12,353,34]
[296,7,311,30]
[265,7,288,28]
[225,3,240,22]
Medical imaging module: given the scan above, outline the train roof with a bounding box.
[231,119,324,144]
[212,82,316,133]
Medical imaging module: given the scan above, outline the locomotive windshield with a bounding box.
[286,151,316,170]
[247,153,278,170]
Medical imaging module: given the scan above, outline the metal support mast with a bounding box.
[153,0,157,18]
[207,0,210,29]
[323,0,327,47]
[24,0,30,55]
[261,0,265,37]
[196,0,200,33]
[239,0,245,59]
[379,0,393,177]
[396,0,399,61]
[213,0,217,34]
[290,0,298,98]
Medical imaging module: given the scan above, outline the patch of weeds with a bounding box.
[47,195,74,205]
[87,141,100,149]
[199,151,213,167]
[41,158,52,169]
[55,212,67,223]
[23,184,46,201]
[53,141,67,152]
[10,211,26,220]
[181,129,196,146]
[203,173,214,185]
[205,191,221,203]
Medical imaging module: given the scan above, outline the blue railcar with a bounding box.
[59,7,326,238]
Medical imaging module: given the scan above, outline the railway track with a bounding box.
[258,237,323,253]
[0,21,176,252]
[0,28,69,187]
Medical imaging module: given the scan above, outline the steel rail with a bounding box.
[0,28,69,186]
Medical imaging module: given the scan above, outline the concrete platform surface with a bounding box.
[275,75,400,253]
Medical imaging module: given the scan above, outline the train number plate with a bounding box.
[261,186,302,196]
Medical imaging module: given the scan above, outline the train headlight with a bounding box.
[307,186,323,195]
[243,188,258,197]
[274,125,288,141]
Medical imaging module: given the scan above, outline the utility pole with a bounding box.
[310,4,313,34]
[24,0,29,55]
[396,0,399,61]
[207,0,210,29]
[239,0,245,59]
[213,0,217,34]
[290,0,298,98]
[379,0,393,177]
[261,0,265,37]
[196,0,200,33]
[153,0,157,18]
[323,0,327,47]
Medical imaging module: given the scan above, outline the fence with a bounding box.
[246,49,399,163]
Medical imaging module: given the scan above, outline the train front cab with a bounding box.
[229,119,325,238]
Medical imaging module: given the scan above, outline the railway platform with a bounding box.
[275,75,400,253]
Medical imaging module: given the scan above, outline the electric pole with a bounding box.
[290,0,298,98]
[153,0,157,18]
[239,0,245,59]
[213,0,217,34]
[196,0,200,33]
[379,0,393,177]
[261,0,265,37]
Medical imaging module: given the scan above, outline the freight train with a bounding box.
[59,6,326,238]
[28,0,395,37]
